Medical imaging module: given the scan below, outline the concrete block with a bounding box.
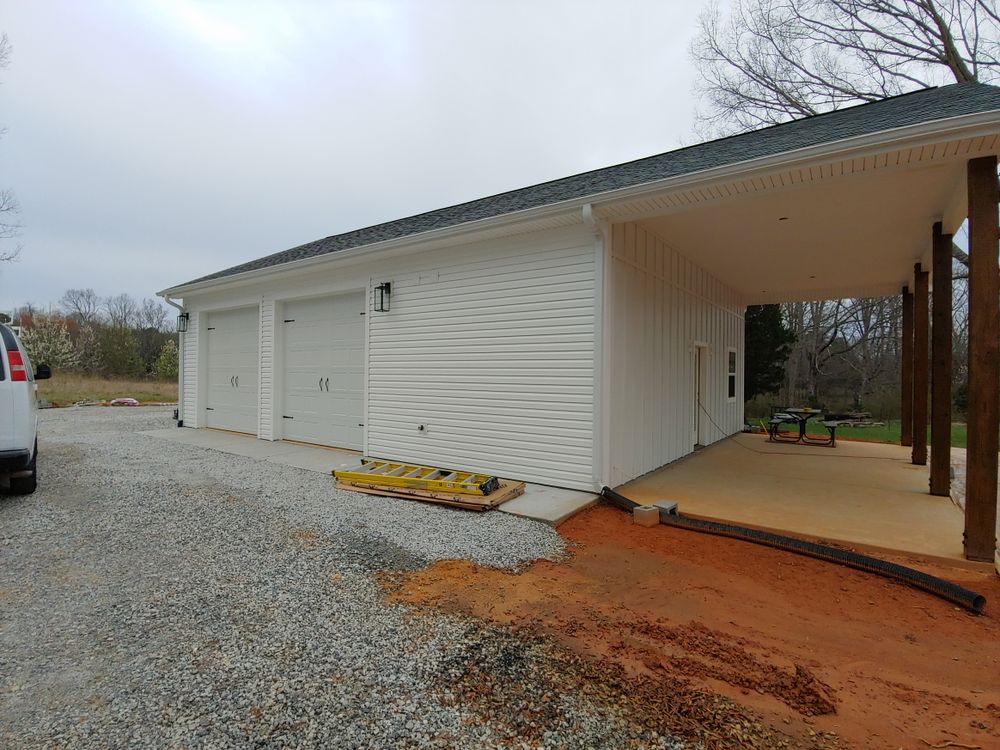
[633,505,660,527]
[653,499,678,515]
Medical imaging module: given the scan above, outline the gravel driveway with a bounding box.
[0,407,681,749]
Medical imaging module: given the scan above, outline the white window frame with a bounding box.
[726,347,738,402]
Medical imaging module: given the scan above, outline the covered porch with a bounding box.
[591,87,1000,564]
[619,433,967,560]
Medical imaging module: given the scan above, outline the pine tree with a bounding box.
[744,304,795,401]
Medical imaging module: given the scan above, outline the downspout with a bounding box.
[583,203,611,489]
[161,295,185,427]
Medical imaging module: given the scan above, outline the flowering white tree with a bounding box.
[21,316,79,369]
[154,339,178,380]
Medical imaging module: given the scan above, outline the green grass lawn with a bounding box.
[751,417,973,448]
[831,420,968,448]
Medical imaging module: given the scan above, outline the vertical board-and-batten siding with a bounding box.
[258,295,276,440]
[367,230,597,490]
[182,311,200,427]
[608,221,744,487]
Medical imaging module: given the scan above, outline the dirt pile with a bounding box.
[382,574,808,749]
[383,505,1000,749]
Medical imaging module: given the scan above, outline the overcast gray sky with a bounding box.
[0,0,704,313]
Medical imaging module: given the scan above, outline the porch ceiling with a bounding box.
[600,133,1000,305]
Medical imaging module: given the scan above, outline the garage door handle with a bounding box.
[230,376,234,387]
[324,377,329,391]
[318,377,323,391]
[235,376,239,388]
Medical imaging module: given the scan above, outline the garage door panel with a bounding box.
[281,292,364,449]
[205,307,259,434]
[331,348,362,368]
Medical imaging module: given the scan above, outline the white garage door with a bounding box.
[281,292,364,449]
[205,307,259,434]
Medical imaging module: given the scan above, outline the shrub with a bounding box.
[154,339,179,380]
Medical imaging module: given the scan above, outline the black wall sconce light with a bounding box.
[374,282,391,312]
[176,312,189,333]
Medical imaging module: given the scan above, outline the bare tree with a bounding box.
[779,296,906,412]
[13,303,37,329]
[0,33,20,263]
[137,297,168,331]
[0,189,20,263]
[782,299,851,403]
[693,0,1000,136]
[60,288,101,325]
[104,293,137,329]
[840,296,901,407]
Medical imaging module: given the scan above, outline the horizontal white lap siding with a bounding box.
[608,221,744,487]
[368,235,597,490]
[182,312,199,427]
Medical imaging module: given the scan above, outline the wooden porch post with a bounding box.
[901,286,913,447]
[912,263,929,466]
[930,223,953,497]
[964,155,999,562]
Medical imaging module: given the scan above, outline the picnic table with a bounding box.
[768,407,840,447]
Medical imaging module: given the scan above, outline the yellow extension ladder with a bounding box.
[334,461,501,496]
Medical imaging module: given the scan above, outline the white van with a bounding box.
[0,323,51,494]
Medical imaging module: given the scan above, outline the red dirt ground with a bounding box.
[384,504,1000,749]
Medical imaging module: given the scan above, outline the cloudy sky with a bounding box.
[0,0,704,314]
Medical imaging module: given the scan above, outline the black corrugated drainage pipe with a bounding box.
[600,487,986,615]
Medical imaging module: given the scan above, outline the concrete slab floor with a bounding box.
[619,432,967,560]
[144,427,363,470]
[143,427,595,525]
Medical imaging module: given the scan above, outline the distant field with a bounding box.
[37,373,177,407]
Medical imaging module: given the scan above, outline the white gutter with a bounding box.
[160,295,184,426]
[159,108,1000,298]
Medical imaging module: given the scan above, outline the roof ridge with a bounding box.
[301,85,961,246]
[166,81,1000,291]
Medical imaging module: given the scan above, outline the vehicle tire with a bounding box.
[8,440,37,495]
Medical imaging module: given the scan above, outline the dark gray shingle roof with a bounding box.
[176,82,1000,289]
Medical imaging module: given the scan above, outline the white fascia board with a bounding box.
[592,110,1000,214]
[159,109,1000,299]
[157,205,584,298]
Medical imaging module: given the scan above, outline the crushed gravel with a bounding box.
[0,407,683,749]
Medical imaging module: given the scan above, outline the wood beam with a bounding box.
[930,222,953,497]
[912,263,929,467]
[901,286,913,447]
[964,155,999,562]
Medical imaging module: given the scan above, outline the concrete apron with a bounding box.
[143,427,596,526]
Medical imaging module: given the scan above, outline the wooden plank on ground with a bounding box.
[334,479,525,512]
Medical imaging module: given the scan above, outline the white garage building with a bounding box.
[160,83,1000,493]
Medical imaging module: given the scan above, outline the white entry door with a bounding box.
[205,307,259,434]
[281,292,364,449]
